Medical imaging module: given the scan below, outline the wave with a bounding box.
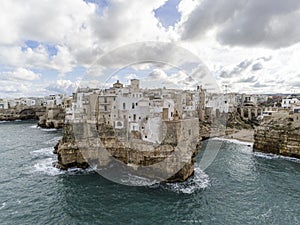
[31,147,54,157]
[162,165,210,194]
[33,158,96,176]
[0,121,8,124]
[212,137,253,146]
[254,151,300,163]
[39,128,59,132]
[44,136,61,144]
[0,202,6,210]
[33,158,65,176]
[120,174,159,186]
[29,125,38,129]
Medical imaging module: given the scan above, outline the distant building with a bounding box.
[282,96,299,109]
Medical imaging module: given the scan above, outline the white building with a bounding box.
[282,97,299,108]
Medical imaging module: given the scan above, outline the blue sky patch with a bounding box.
[84,0,108,15]
[23,40,58,57]
[154,0,181,28]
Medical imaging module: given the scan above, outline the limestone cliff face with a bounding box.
[254,115,300,158]
[54,121,201,182]
[53,123,88,170]
[38,107,65,129]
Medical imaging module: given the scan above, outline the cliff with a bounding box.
[254,114,300,158]
[54,120,201,183]
[0,107,45,121]
[38,106,65,129]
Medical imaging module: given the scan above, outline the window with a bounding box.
[123,102,126,110]
[136,102,138,106]
[145,136,147,138]
[104,105,107,111]
[104,97,107,103]
[139,116,141,120]
[132,103,135,109]
[188,129,191,136]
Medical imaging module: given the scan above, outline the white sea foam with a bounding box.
[164,165,210,194]
[33,157,96,176]
[34,158,64,176]
[29,125,38,129]
[0,202,6,210]
[254,151,300,163]
[31,147,54,156]
[44,136,61,144]
[120,174,159,186]
[212,137,253,146]
[0,121,8,124]
[39,128,58,132]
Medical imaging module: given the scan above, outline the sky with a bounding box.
[1,0,300,98]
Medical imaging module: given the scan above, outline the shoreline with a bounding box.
[220,129,254,143]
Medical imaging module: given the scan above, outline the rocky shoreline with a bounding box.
[37,107,65,129]
[0,107,45,121]
[53,121,202,182]
[253,115,300,159]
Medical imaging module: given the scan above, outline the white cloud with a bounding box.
[0,68,40,81]
[45,79,80,95]
[0,0,300,96]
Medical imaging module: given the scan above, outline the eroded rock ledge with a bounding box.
[38,107,65,129]
[54,121,201,182]
[254,115,300,158]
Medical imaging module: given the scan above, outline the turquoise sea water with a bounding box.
[0,121,300,225]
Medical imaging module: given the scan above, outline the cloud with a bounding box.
[0,68,41,81]
[148,69,168,80]
[179,0,300,48]
[238,76,257,83]
[0,0,300,96]
[219,59,253,78]
[252,62,263,71]
[252,82,269,88]
[46,79,80,95]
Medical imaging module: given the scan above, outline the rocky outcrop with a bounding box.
[0,107,45,121]
[38,106,65,129]
[254,114,300,158]
[53,123,88,169]
[54,121,201,182]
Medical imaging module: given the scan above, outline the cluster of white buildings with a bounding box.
[281,95,299,109]
[66,79,205,144]
[0,94,70,110]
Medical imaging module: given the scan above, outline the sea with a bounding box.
[0,120,299,225]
